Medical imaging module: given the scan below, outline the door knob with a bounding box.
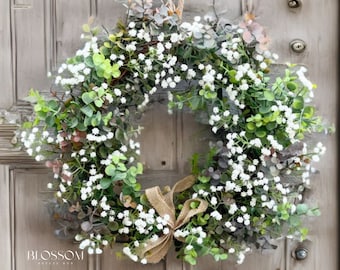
[294,247,308,260]
[290,39,306,53]
[288,0,301,8]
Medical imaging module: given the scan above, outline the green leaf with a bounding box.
[96,67,105,78]
[196,215,208,226]
[136,163,143,174]
[111,64,121,78]
[184,255,196,265]
[102,112,113,126]
[183,47,193,59]
[94,99,103,107]
[24,88,41,103]
[117,163,127,171]
[115,128,125,141]
[134,183,141,191]
[289,215,301,227]
[103,41,112,48]
[307,208,321,216]
[303,106,315,119]
[108,221,119,231]
[45,115,55,127]
[219,254,228,260]
[204,91,217,99]
[68,117,78,128]
[189,96,201,110]
[76,122,86,131]
[126,175,137,184]
[82,24,90,33]
[190,201,200,209]
[97,88,105,97]
[280,211,290,220]
[259,105,271,114]
[47,100,59,111]
[80,105,93,117]
[84,56,94,68]
[34,103,42,112]
[263,91,275,101]
[228,70,238,83]
[300,227,309,240]
[292,96,304,110]
[93,53,105,66]
[82,92,95,105]
[112,172,127,181]
[100,178,112,189]
[84,116,92,127]
[246,122,256,132]
[210,248,220,254]
[266,122,277,130]
[254,114,262,121]
[255,128,267,138]
[109,34,116,42]
[105,164,116,176]
[198,175,210,183]
[296,203,309,215]
[91,111,101,126]
[287,81,298,91]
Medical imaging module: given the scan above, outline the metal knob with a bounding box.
[294,247,308,260]
[290,39,306,53]
[288,0,301,8]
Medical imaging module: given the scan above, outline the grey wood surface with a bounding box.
[0,0,337,269]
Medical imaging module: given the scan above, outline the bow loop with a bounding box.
[137,175,208,263]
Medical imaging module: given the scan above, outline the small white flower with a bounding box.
[114,88,122,96]
[79,239,91,249]
[95,248,103,254]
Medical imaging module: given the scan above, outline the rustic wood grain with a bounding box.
[0,0,337,269]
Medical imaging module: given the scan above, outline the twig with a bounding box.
[212,0,219,22]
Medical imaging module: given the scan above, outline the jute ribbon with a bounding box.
[241,0,255,15]
[167,0,185,20]
[137,175,208,263]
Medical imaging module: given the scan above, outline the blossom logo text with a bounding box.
[27,250,84,265]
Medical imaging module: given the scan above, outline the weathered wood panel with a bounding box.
[0,166,11,270]
[0,0,14,109]
[12,169,89,270]
[257,1,338,270]
[0,0,337,270]
[139,102,178,171]
[12,1,52,100]
[55,0,92,64]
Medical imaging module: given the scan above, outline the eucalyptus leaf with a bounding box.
[81,221,93,232]
[296,203,309,215]
[105,164,116,176]
[93,53,105,66]
[85,56,94,67]
[82,24,90,33]
[100,177,113,189]
[263,91,275,101]
[112,172,127,181]
[82,92,94,105]
[94,99,104,107]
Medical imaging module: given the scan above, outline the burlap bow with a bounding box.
[137,175,208,263]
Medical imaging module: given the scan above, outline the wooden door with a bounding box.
[0,0,337,270]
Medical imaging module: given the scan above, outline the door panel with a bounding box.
[9,169,89,269]
[12,1,52,100]
[0,0,337,270]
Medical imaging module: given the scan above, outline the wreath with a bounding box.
[19,0,331,265]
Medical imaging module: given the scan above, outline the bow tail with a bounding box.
[136,234,173,264]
